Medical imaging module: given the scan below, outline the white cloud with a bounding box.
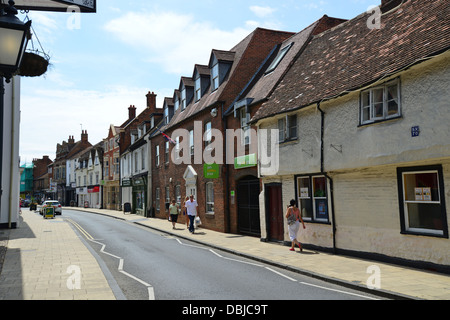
[103,11,254,75]
[19,84,159,162]
[249,5,277,18]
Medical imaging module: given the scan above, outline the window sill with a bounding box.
[401,230,447,239]
[358,115,402,128]
[279,138,298,146]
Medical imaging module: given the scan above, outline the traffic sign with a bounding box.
[13,0,96,13]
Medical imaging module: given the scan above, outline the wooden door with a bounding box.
[266,184,283,241]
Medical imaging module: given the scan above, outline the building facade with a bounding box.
[103,125,121,211]
[149,27,295,233]
[252,0,450,270]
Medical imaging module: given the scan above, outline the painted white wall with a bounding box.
[257,52,450,265]
[0,76,21,228]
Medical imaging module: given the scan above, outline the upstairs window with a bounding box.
[211,63,219,91]
[266,42,293,74]
[278,114,297,142]
[181,88,187,111]
[360,79,401,125]
[204,121,212,147]
[195,77,202,102]
[240,108,251,146]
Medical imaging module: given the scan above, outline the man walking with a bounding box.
[185,195,198,233]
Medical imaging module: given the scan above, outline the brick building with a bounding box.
[119,92,162,214]
[32,155,53,202]
[149,27,295,233]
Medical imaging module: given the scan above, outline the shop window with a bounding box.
[206,182,214,213]
[296,175,329,223]
[397,166,448,238]
[155,188,160,211]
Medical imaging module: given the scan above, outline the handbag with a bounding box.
[287,208,297,226]
[287,214,296,226]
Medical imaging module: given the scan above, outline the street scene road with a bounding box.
[63,209,381,300]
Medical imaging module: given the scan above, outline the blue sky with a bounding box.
[18,0,376,164]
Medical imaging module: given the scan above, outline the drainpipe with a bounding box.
[317,102,337,254]
[222,102,231,233]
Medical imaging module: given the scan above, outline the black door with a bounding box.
[237,176,261,236]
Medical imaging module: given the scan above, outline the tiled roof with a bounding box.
[159,28,295,132]
[252,0,450,122]
[232,15,346,114]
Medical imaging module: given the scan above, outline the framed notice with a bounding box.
[423,187,431,201]
[415,188,423,201]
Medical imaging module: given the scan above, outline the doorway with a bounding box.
[237,176,260,236]
[265,184,283,241]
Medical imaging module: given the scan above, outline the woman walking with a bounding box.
[169,199,179,229]
[286,199,306,252]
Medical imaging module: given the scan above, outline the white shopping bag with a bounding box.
[194,216,202,228]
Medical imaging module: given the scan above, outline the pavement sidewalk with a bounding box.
[67,207,450,300]
[1,207,449,300]
[0,210,116,300]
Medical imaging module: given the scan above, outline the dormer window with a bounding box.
[181,87,187,110]
[211,63,219,91]
[265,42,293,74]
[162,98,174,125]
[209,50,234,92]
[193,65,210,102]
[164,106,169,124]
[195,77,202,102]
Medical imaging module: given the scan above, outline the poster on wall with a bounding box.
[315,199,328,220]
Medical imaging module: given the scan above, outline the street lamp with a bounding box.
[0,0,31,228]
[0,0,32,81]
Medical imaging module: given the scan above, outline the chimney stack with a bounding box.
[81,130,88,143]
[146,91,157,111]
[128,105,136,120]
[68,135,75,144]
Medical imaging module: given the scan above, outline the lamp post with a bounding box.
[0,0,31,227]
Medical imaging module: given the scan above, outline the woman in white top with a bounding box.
[286,199,306,252]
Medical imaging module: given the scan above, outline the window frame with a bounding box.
[360,78,401,125]
[211,63,219,91]
[206,182,214,214]
[278,114,298,143]
[240,108,251,146]
[295,175,330,224]
[155,187,160,211]
[155,145,160,167]
[397,165,448,238]
[204,121,212,148]
[265,42,293,74]
[195,76,202,102]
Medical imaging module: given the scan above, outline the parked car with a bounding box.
[40,200,62,215]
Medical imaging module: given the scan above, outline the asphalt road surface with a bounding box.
[62,209,384,301]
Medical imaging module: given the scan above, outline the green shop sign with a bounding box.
[203,163,220,179]
[234,154,257,169]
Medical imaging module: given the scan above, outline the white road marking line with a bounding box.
[299,282,379,300]
[265,267,298,282]
[66,218,155,300]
